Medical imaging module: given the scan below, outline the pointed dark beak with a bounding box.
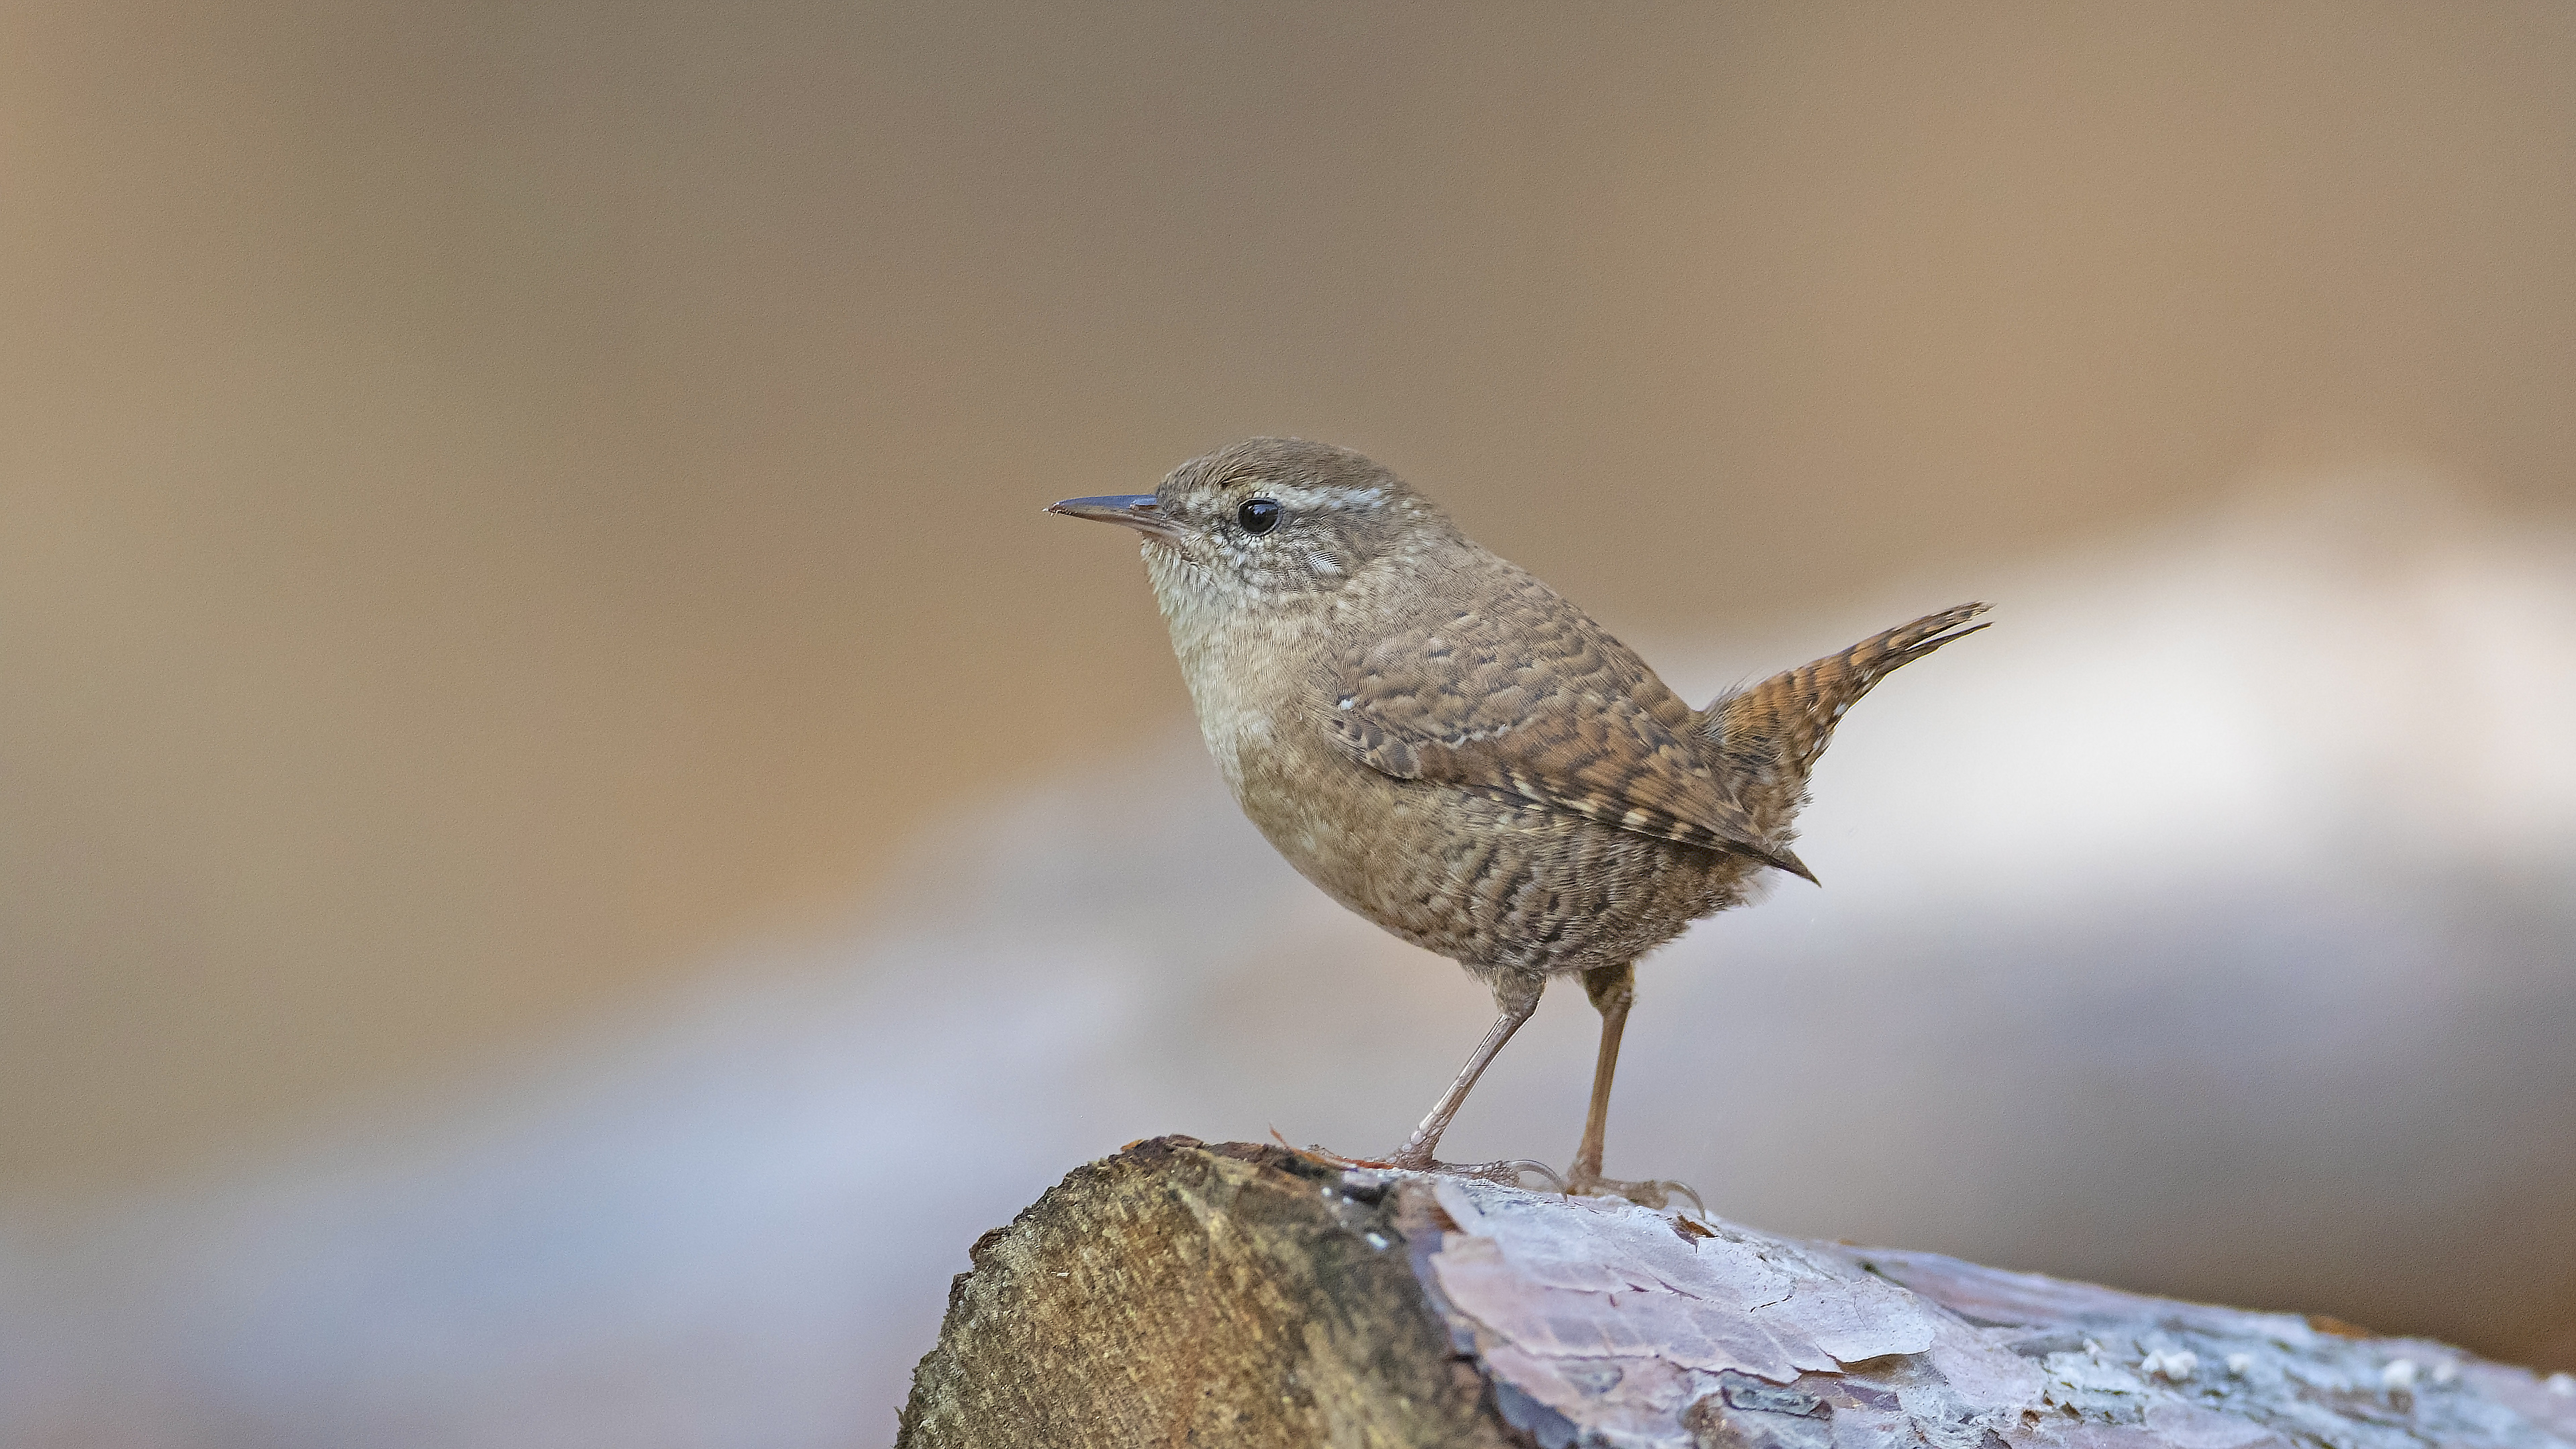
[1046,494,1183,541]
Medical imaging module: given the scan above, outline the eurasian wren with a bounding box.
[1052,438,1985,1200]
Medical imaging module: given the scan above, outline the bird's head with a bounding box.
[1049,438,1453,621]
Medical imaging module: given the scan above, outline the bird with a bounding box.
[1050,437,1986,1201]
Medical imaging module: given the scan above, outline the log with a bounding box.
[898,1137,2576,1448]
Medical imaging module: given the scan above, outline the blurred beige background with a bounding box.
[4,3,2575,1430]
[8,0,2572,1201]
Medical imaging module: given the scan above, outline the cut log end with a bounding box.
[898,1137,2576,1449]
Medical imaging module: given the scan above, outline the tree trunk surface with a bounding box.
[897,1137,2576,1448]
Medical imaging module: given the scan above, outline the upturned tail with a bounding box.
[1696,603,1990,842]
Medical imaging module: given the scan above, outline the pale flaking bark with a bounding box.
[898,1138,2576,1449]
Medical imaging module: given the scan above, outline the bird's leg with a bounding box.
[1568,961,1635,1183]
[1564,961,1703,1213]
[1381,972,1559,1187]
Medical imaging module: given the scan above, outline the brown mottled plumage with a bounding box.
[1051,439,1986,1197]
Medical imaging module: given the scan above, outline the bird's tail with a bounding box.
[1696,603,1990,837]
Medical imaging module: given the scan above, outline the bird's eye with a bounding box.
[1238,498,1282,535]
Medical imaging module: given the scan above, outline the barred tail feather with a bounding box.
[1698,603,1990,836]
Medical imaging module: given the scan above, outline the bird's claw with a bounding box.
[1381,1144,1556,1191]
[1444,1157,1566,1191]
[1564,1171,1706,1214]
[1375,1150,1564,1191]
[1269,1133,1564,1191]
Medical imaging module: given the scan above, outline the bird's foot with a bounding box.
[1270,1132,1563,1189]
[1387,1154,1565,1190]
[1562,1167,1706,1214]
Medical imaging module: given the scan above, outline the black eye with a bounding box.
[1238,498,1282,535]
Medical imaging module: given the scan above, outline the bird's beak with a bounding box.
[1046,494,1183,541]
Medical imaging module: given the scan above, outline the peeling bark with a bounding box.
[898,1138,2576,1448]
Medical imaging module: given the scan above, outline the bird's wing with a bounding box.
[1322,570,1814,880]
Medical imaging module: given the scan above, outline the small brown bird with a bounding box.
[1052,438,1985,1200]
